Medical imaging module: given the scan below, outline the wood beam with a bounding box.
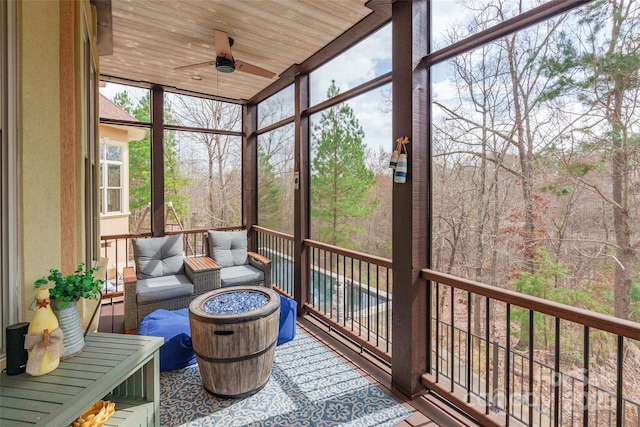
[151,86,164,237]
[421,0,590,68]
[391,0,429,399]
[90,0,113,56]
[294,73,310,316]
[244,103,258,251]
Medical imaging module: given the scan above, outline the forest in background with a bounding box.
[431,0,640,326]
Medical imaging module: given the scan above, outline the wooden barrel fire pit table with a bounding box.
[189,285,280,398]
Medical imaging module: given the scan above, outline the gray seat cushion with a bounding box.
[220,265,264,288]
[208,230,248,268]
[132,234,185,279]
[136,274,194,304]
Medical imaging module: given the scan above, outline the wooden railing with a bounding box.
[303,239,393,362]
[253,226,393,363]
[254,226,295,296]
[421,268,640,427]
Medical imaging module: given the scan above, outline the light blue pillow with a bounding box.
[208,230,248,268]
[132,234,184,279]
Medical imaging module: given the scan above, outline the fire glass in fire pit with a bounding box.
[203,292,268,315]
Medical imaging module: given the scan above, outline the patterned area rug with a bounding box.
[160,330,412,426]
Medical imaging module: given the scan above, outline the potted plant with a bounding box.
[34,263,103,358]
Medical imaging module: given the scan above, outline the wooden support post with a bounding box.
[391,0,430,398]
[294,73,310,316]
[150,85,165,237]
[244,103,259,251]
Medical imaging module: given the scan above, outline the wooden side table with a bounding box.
[184,256,221,291]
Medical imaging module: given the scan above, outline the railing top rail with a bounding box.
[165,225,244,236]
[305,239,393,269]
[252,225,294,241]
[100,226,244,241]
[421,268,640,341]
[100,231,153,240]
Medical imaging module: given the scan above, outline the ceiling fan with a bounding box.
[175,29,276,79]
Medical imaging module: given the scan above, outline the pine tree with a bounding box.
[311,80,379,248]
[258,144,285,231]
[112,92,190,231]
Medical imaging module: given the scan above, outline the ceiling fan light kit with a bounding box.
[215,56,235,73]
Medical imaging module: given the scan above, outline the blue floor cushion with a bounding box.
[278,295,297,345]
[138,308,196,372]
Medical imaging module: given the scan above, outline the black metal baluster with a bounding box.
[529,310,534,427]
[342,254,347,327]
[485,296,490,415]
[506,304,511,426]
[312,247,317,308]
[450,285,455,393]
[617,335,624,427]
[435,281,440,381]
[386,267,390,351]
[350,257,355,332]
[358,259,363,336]
[467,291,472,402]
[554,317,560,427]
[518,353,524,420]
[278,235,282,289]
[584,325,589,427]
[367,261,371,341]
[375,264,380,345]
[114,238,120,291]
[287,239,291,294]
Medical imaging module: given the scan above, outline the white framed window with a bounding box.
[99,140,124,214]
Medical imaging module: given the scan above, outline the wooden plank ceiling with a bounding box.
[99,0,374,102]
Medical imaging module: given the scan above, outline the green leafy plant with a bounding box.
[34,263,103,309]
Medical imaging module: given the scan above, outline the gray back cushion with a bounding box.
[208,230,248,268]
[132,234,184,279]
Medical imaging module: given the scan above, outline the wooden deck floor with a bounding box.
[98,302,476,427]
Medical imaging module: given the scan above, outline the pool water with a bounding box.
[265,250,387,313]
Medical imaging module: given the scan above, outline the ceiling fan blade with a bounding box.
[174,60,216,71]
[235,60,276,79]
[213,29,233,60]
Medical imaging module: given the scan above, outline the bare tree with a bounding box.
[166,95,242,227]
[540,0,640,319]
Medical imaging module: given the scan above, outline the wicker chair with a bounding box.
[123,233,220,332]
[206,229,271,289]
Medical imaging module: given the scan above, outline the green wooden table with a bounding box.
[0,333,163,426]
